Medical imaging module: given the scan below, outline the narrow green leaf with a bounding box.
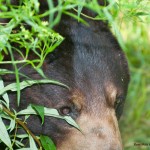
[33,0,39,12]
[40,135,56,150]
[35,68,47,78]
[7,118,15,132]
[63,11,88,26]
[16,148,31,150]
[0,79,69,96]
[0,78,9,107]
[17,105,37,115]
[0,19,15,51]
[77,0,85,20]
[18,106,81,131]
[135,12,149,16]
[31,104,44,124]
[7,44,21,106]
[44,107,81,131]
[29,134,38,150]
[64,116,81,131]
[0,116,12,148]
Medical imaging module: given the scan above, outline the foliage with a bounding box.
[115,0,150,149]
[0,0,81,149]
[0,0,149,149]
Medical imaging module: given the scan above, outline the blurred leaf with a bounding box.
[0,116,12,149]
[32,0,39,13]
[77,0,85,20]
[31,104,44,124]
[40,135,56,150]
[0,69,15,75]
[47,0,54,27]
[135,12,149,16]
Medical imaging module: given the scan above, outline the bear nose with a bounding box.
[91,127,123,150]
[92,127,105,138]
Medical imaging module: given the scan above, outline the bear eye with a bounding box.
[114,96,124,109]
[114,96,125,119]
[59,106,72,116]
[114,99,121,109]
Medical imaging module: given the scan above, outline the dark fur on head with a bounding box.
[1,1,129,150]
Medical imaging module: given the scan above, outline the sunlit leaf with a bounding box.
[17,106,80,130]
[64,116,81,131]
[0,116,12,148]
[7,118,15,132]
[0,78,9,107]
[16,148,31,150]
[77,0,85,20]
[0,19,15,51]
[29,134,38,150]
[0,79,68,96]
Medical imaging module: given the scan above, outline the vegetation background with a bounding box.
[0,0,150,149]
[117,0,150,150]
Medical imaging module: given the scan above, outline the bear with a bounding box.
[0,0,130,149]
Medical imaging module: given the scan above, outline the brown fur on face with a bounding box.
[55,86,123,150]
[57,110,122,150]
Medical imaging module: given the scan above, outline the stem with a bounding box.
[0,104,42,149]
[11,123,18,148]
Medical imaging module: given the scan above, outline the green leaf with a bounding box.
[17,106,59,116]
[40,135,56,150]
[35,68,47,78]
[77,0,85,20]
[135,12,149,16]
[17,105,37,115]
[7,44,21,106]
[0,69,15,75]
[16,148,31,150]
[0,116,12,149]
[64,116,81,131]
[7,118,15,132]
[63,11,88,26]
[18,106,81,131]
[0,19,15,51]
[0,78,10,107]
[29,134,38,150]
[44,108,81,131]
[33,0,39,12]
[31,104,44,124]
[0,79,69,96]
[16,134,29,139]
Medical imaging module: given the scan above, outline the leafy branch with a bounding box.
[0,103,42,149]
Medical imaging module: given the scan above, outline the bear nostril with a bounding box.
[91,127,105,138]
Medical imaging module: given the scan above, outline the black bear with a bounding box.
[1,0,130,150]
